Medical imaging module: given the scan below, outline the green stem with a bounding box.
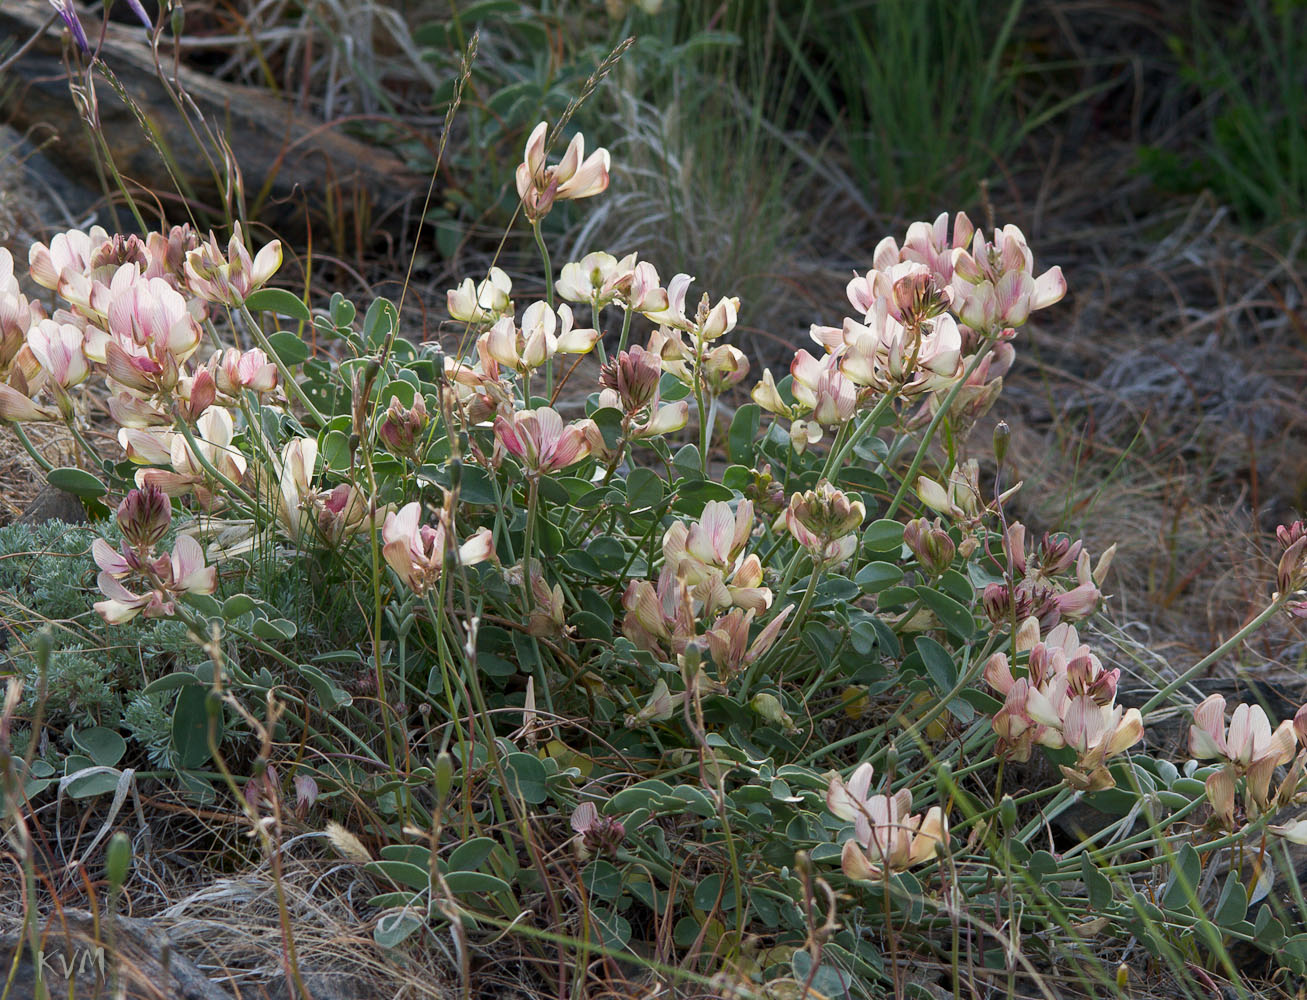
[737,569,819,701]
[820,388,898,485]
[1139,597,1288,715]
[590,302,606,367]
[238,302,327,428]
[532,221,555,400]
[884,346,993,520]
[616,307,634,356]
[173,416,264,521]
[64,417,109,475]
[11,423,54,473]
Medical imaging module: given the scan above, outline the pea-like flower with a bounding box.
[447,267,513,325]
[516,122,611,222]
[99,271,204,398]
[642,273,739,344]
[1189,694,1296,771]
[950,224,1066,332]
[664,500,753,582]
[827,764,948,878]
[839,298,962,395]
[136,407,247,509]
[556,252,638,310]
[92,488,216,625]
[381,501,494,596]
[598,346,689,439]
[494,406,596,476]
[483,301,600,374]
[785,482,865,565]
[28,225,112,295]
[705,605,793,678]
[28,319,89,389]
[570,802,625,859]
[212,347,278,396]
[94,534,217,624]
[184,222,283,305]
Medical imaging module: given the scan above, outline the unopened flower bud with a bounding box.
[999,794,1017,832]
[743,465,786,519]
[105,831,132,890]
[903,517,955,577]
[993,420,1010,465]
[983,582,1013,624]
[117,485,172,550]
[378,394,429,459]
[434,751,454,805]
[749,692,797,732]
[599,345,661,411]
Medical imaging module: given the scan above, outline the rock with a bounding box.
[0,0,425,243]
[15,484,88,525]
[0,909,235,1000]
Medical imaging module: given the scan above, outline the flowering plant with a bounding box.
[8,116,1307,995]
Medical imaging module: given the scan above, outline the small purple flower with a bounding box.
[48,0,89,54]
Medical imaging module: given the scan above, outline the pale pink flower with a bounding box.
[102,272,203,397]
[93,534,216,625]
[276,437,320,541]
[642,273,739,344]
[483,301,599,374]
[950,224,1066,331]
[570,802,625,858]
[556,252,637,309]
[0,383,58,422]
[28,225,111,293]
[1,249,45,379]
[827,766,947,877]
[785,483,865,565]
[515,122,611,222]
[705,605,793,678]
[613,261,669,313]
[700,344,749,396]
[790,349,857,429]
[839,298,962,395]
[447,267,513,325]
[136,407,246,508]
[381,501,494,595]
[214,347,278,396]
[494,407,595,476]
[663,500,754,586]
[184,222,283,305]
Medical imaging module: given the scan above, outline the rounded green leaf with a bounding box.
[501,752,548,804]
[72,726,126,767]
[46,467,104,499]
[244,287,311,322]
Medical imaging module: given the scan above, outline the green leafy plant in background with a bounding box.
[1139,0,1307,224]
[776,0,1033,217]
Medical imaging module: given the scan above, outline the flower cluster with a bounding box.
[826,763,947,878]
[623,500,787,670]
[752,212,1065,454]
[381,500,495,597]
[984,622,1143,789]
[981,521,1116,629]
[1189,694,1303,823]
[3,224,287,518]
[516,122,611,222]
[784,482,866,566]
[92,486,217,624]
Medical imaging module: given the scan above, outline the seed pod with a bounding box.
[999,794,1017,832]
[105,831,132,890]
